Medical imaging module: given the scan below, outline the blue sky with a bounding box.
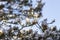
[42,0,60,29]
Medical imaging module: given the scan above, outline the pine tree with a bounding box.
[0,0,59,40]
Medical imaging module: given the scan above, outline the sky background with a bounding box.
[42,0,60,29]
[22,0,60,32]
